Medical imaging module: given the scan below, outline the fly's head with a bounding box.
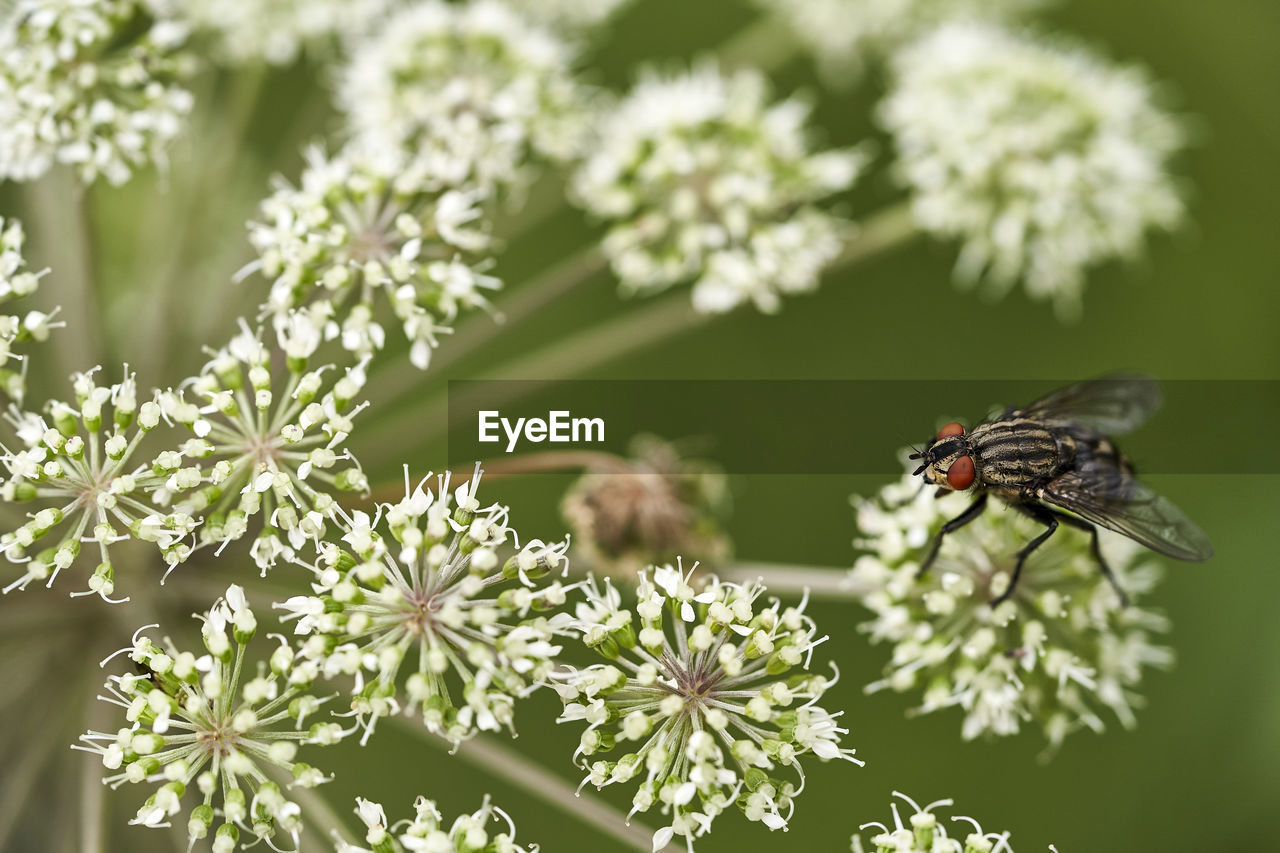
[909,422,977,491]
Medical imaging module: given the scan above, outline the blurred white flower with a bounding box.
[754,0,1045,83]
[76,586,345,853]
[851,470,1174,751]
[337,0,593,196]
[505,0,634,34]
[573,64,867,313]
[333,794,536,853]
[0,0,194,184]
[247,144,499,371]
[851,791,1014,853]
[154,320,369,574]
[879,23,1185,318]
[155,0,394,66]
[281,466,572,747]
[0,216,61,404]
[1,366,196,600]
[554,562,861,850]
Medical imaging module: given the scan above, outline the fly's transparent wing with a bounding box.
[1038,454,1213,561]
[1015,374,1162,436]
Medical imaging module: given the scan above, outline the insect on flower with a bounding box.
[908,374,1212,604]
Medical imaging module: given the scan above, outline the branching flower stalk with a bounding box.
[0,216,61,404]
[554,562,861,851]
[155,319,370,574]
[279,465,572,747]
[76,585,346,852]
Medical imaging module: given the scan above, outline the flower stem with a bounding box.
[718,563,870,598]
[399,726,657,852]
[289,779,354,846]
[717,14,800,72]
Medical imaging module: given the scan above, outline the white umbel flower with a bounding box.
[0,217,61,404]
[753,0,1044,82]
[1,366,196,599]
[554,562,861,851]
[851,791,1014,853]
[0,0,194,184]
[879,23,1185,318]
[155,0,394,66]
[333,794,536,853]
[280,466,571,748]
[248,144,499,371]
[154,320,369,573]
[337,0,591,196]
[851,470,1173,752]
[573,64,867,313]
[76,586,345,852]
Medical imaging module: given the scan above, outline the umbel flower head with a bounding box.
[154,0,394,66]
[0,216,62,404]
[154,319,369,574]
[1,366,196,601]
[279,465,572,747]
[851,791,1014,853]
[248,143,498,370]
[337,0,592,196]
[553,562,861,851]
[850,470,1173,751]
[573,64,867,313]
[752,0,1044,83]
[0,0,194,184]
[333,794,537,853]
[561,436,732,579]
[76,586,346,853]
[878,22,1185,319]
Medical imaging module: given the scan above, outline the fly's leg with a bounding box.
[1052,512,1130,607]
[916,494,988,578]
[993,503,1060,606]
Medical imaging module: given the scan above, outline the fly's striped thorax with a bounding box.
[969,418,1072,489]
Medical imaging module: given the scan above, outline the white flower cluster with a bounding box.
[573,65,866,313]
[249,144,498,370]
[851,472,1173,751]
[852,792,1014,853]
[0,216,60,404]
[337,0,592,196]
[754,0,1044,82]
[76,586,344,853]
[0,0,194,184]
[554,563,860,851]
[279,467,571,747]
[879,23,1185,318]
[334,794,536,853]
[1,366,196,600]
[154,320,369,573]
[156,0,394,66]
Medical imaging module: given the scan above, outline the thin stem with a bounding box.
[717,13,800,72]
[289,779,353,846]
[718,562,871,598]
[397,722,657,852]
[838,201,919,267]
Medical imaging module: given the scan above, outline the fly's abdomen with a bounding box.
[970,420,1066,489]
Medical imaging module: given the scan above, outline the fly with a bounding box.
[908,374,1213,605]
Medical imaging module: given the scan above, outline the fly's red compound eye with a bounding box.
[947,455,976,490]
[937,422,965,440]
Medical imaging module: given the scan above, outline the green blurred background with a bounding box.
[1,0,1278,850]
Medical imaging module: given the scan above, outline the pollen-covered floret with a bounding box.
[76,586,345,853]
[879,22,1185,318]
[850,469,1173,751]
[1,366,196,600]
[332,794,537,853]
[0,0,194,184]
[554,561,861,851]
[573,64,866,313]
[153,319,369,574]
[279,466,572,747]
[248,143,499,371]
[337,0,593,196]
